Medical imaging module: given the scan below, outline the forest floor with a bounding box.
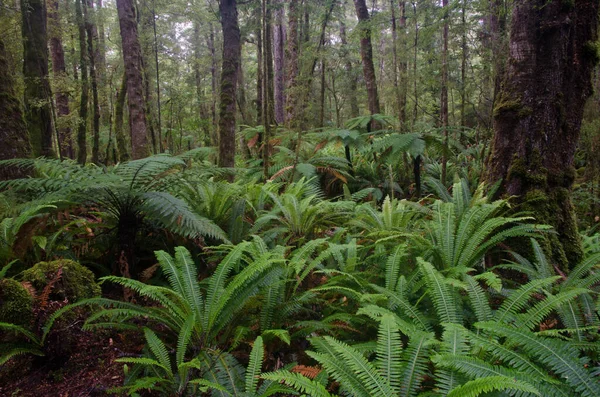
[0,326,143,397]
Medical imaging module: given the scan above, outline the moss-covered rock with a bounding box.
[22,259,100,302]
[0,278,33,326]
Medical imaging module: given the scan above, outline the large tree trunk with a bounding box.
[75,0,89,164]
[486,0,599,270]
[440,0,449,185]
[273,0,285,125]
[217,0,241,171]
[285,0,299,126]
[116,0,149,159]
[21,0,54,157]
[84,0,101,164]
[115,73,130,161]
[353,0,381,122]
[47,0,73,159]
[0,38,31,179]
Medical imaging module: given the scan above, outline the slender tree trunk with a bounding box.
[486,0,599,270]
[412,1,418,127]
[218,0,241,172]
[75,0,89,164]
[265,1,275,127]
[262,0,271,178]
[115,73,130,161]
[21,0,54,157]
[353,0,381,124]
[440,0,449,185]
[193,20,211,145]
[340,16,359,119]
[0,38,31,179]
[398,1,407,129]
[116,0,149,159]
[460,0,467,128]
[256,15,264,127]
[47,0,73,159]
[84,0,101,164]
[285,0,299,126]
[273,0,285,125]
[96,0,109,124]
[319,58,326,127]
[208,24,218,146]
[152,0,162,152]
[390,0,401,126]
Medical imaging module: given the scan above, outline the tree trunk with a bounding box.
[340,17,359,119]
[116,0,149,159]
[285,0,299,126]
[0,38,31,179]
[47,0,73,159]
[208,24,219,147]
[75,0,89,164]
[398,1,408,130]
[115,73,130,161]
[84,0,101,164]
[96,0,109,124]
[353,0,381,122]
[217,0,241,171]
[21,0,54,157]
[262,0,271,178]
[273,0,285,125]
[486,0,599,270]
[440,0,449,185]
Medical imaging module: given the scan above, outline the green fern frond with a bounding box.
[375,315,403,392]
[517,288,589,330]
[0,346,44,365]
[446,376,540,397]
[115,357,171,375]
[419,259,460,324]
[143,328,173,376]
[261,370,335,397]
[476,322,600,397]
[495,276,560,323]
[399,332,435,397]
[245,336,264,393]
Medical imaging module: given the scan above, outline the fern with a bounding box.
[446,376,540,397]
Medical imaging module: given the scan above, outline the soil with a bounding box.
[0,326,144,397]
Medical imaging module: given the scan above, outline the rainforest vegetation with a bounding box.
[1,0,600,395]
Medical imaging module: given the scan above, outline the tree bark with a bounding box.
[21,0,54,157]
[353,0,381,122]
[84,0,101,164]
[47,0,73,159]
[486,0,599,270]
[75,0,89,164]
[217,0,241,171]
[208,23,219,147]
[0,38,31,179]
[116,0,149,159]
[440,0,449,185]
[115,73,130,161]
[273,0,285,125]
[340,16,359,119]
[285,0,299,126]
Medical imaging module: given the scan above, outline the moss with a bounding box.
[0,278,33,326]
[582,41,600,65]
[506,153,547,187]
[493,98,523,118]
[22,259,100,302]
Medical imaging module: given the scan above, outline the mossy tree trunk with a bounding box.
[84,0,101,164]
[487,0,599,270]
[21,0,54,158]
[115,73,130,161]
[217,0,241,171]
[353,0,381,123]
[116,0,150,159]
[0,38,31,179]
[75,0,89,165]
[48,0,73,159]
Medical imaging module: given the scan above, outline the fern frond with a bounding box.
[419,259,460,324]
[399,332,434,397]
[245,336,264,393]
[495,276,560,323]
[144,328,172,376]
[375,315,403,392]
[261,370,335,397]
[446,376,540,397]
[476,322,600,397]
